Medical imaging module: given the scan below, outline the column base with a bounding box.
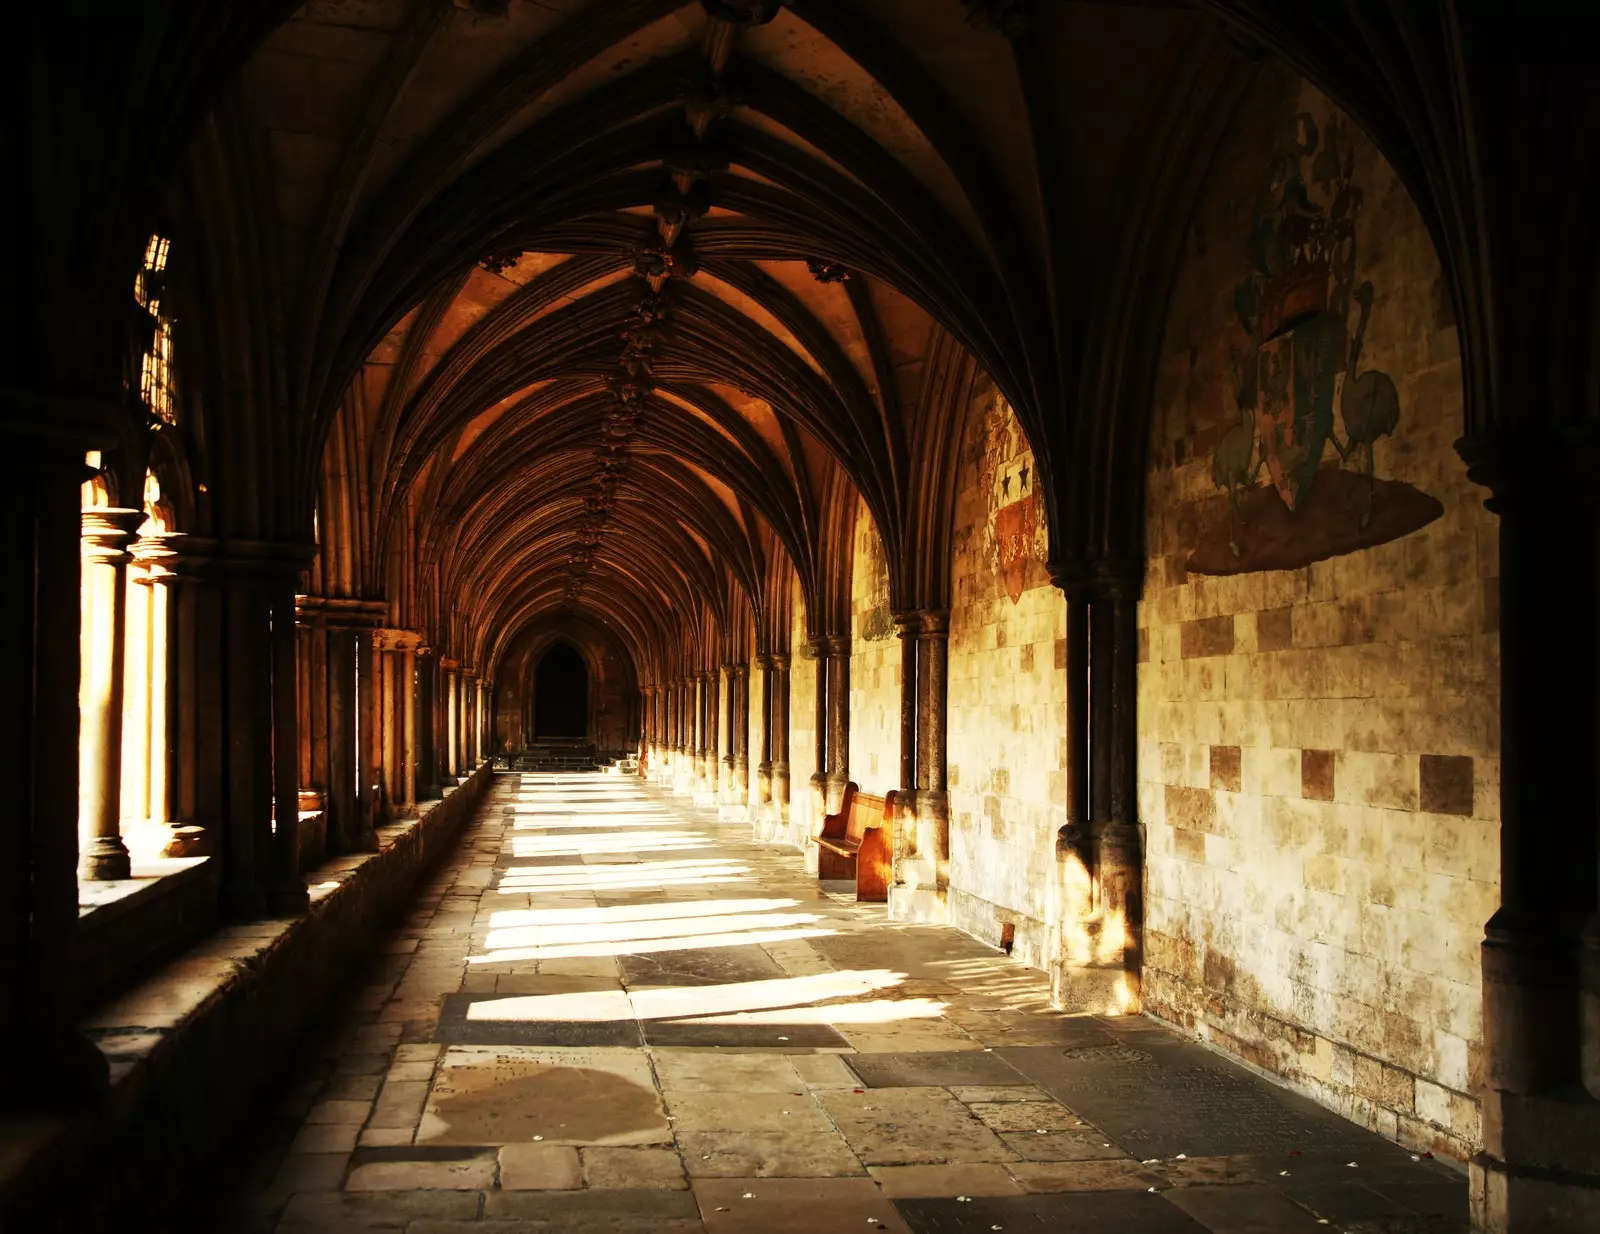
[889,884,948,924]
[1051,961,1136,1015]
[1473,1089,1600,1231]
[81,837,132,882]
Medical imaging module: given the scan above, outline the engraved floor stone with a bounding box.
[818,1088,1014,1165]
[209,773,1467,1232]
[416,1046,670,1146]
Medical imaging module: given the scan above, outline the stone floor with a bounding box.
[208,771,1467,1233]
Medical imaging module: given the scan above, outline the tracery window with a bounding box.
[135,234,177,426]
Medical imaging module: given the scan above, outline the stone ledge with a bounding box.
[0,760,494,1232]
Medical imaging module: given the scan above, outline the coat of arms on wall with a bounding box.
[1187,102,1442,576]
[980,393,1047,603]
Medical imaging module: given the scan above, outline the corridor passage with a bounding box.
[217,773,1465,1233]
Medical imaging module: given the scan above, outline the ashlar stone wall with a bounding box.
[849,497,900,797]
[945,388,1071,972]
[1138,65,1499,1160]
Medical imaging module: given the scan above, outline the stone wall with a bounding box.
[2,762,495,1230]
[849,497,900,796]
[945,389,1070,971]
[1138,66,1498,1160]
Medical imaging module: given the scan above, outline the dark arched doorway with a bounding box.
[533,643,588,740]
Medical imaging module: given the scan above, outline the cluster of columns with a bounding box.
[640,656,790,825]
[889,610,951,918]
[1052,565,1143,1009]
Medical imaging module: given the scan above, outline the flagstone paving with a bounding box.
[209,771,1467,1233]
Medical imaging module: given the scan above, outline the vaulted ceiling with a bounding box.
[163,0,1247,679]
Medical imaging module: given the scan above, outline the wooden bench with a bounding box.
[813,782,895,902]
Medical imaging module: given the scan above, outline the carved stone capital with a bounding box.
[824,634,850,657]
[770,653,789,672]
[1456,426,1600,513]
[915,608,950,638]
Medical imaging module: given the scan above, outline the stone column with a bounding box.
[732,662,749,805]
[267,584,309,913]
[890,610,950,924]
[893,612,919,876]
[380,640,399,815]
[721,663,736,801]
[1,428,110,1104]
[365,629,388,827]
[129,533,206,857]
[417,647,439,799]
[79,507,146,880]
[915,609,950,863]
[753,654,773,812]
[1457,432,1600,1225]
[324,621,359,850]
[697,670,715,801]
[807,638,828,814]
[771,652,791,823]
[824,634,850,813]
[399,645,417,813]
[442,660,459,779]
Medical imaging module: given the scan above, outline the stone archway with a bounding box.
[533,642,588,741]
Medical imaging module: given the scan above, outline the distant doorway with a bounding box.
[534,643,588,739]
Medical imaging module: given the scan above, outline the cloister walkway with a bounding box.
[212,772,1466,1233]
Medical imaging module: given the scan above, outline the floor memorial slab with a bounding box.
[202,771,1468,1234]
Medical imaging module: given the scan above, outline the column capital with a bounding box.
[1456,425,1600,511]
[752,652,771,670]
[824,633,849,656]
[915,608,950,638]
[372,626,424,652]
[440,656,461,672]
[732,662,748,680]
[81,507,147,565]
[770,652,790,672]
[1048,556,1142,602]
[297,594,388,629]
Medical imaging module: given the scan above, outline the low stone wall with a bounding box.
[0,761,493,1231]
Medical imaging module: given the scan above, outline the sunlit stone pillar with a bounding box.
[78,507,146,880]
[753,654,773,818]
[399,644,417,813]
[892,612,919,880]
[824,634,850,815]
[365,630,388,825]
[458,669,470,771]
[696,670,716,804]
[771,652,791,825]
[892,609,950,924]
[416,646,438,801]
[442,659,460,779]
[380,638,399,816]
[732,663,749,805]
[807,638,827,821]
[720,663,736,803]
